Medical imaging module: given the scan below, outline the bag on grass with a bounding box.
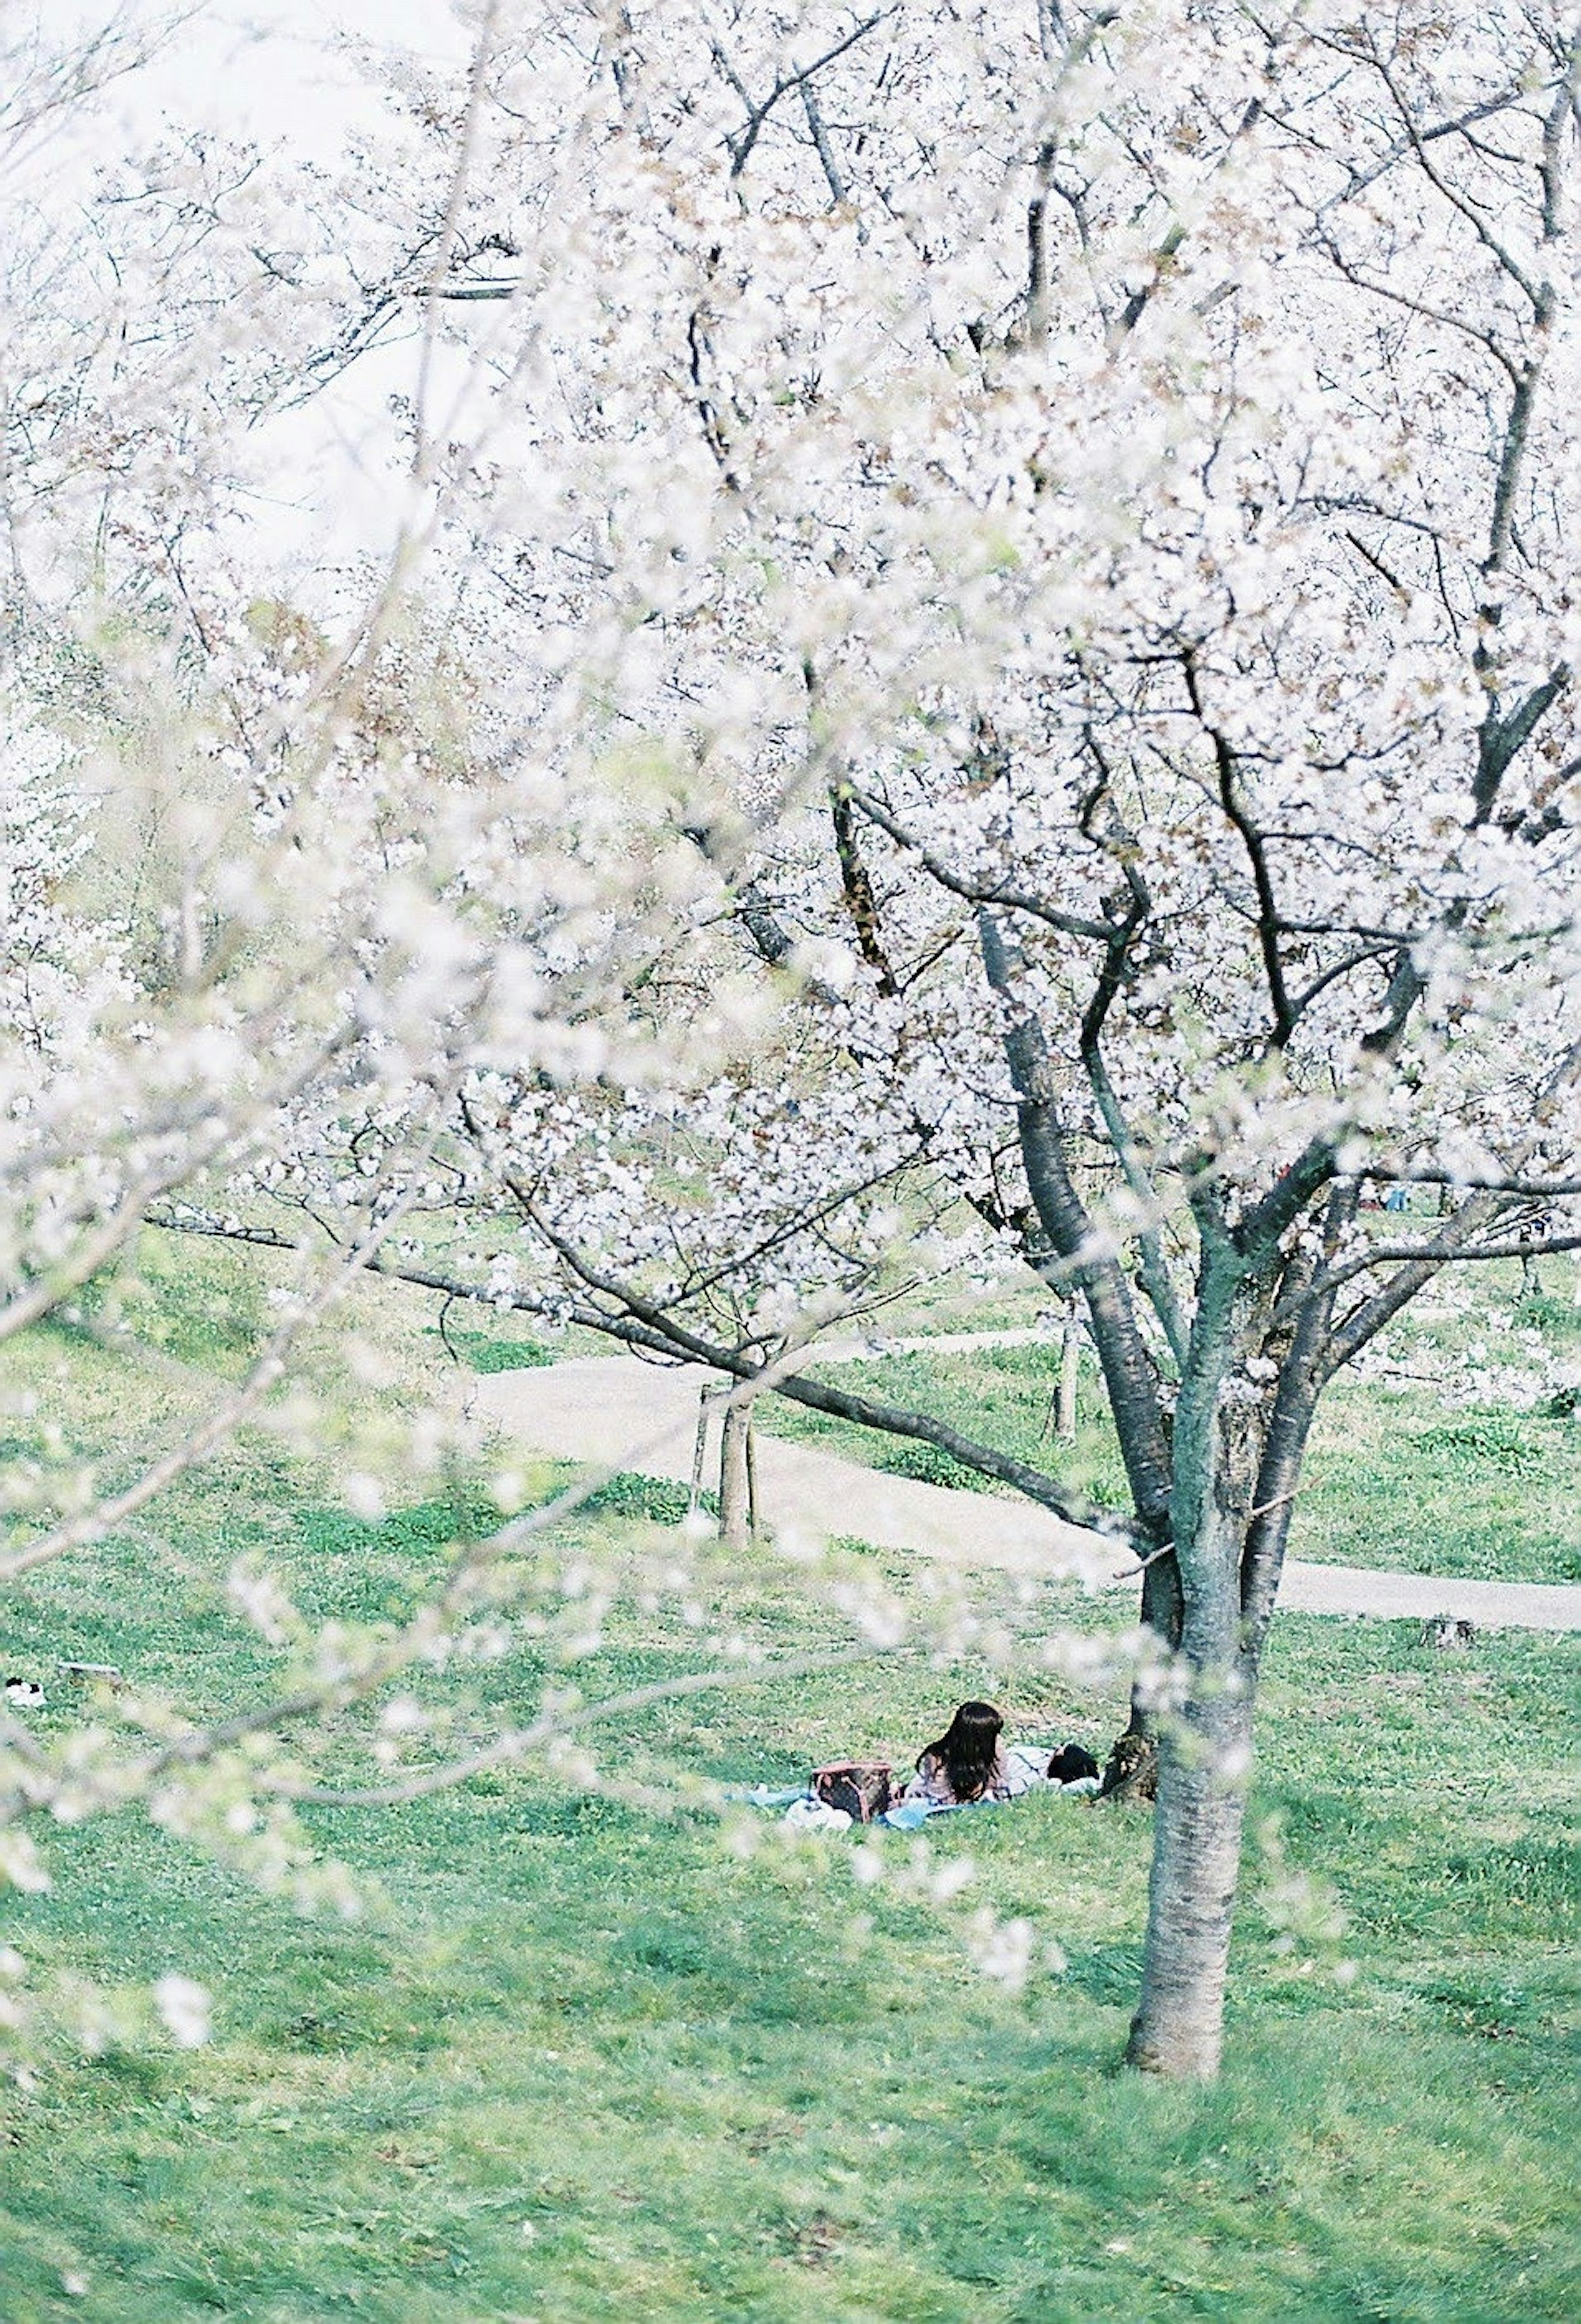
[810,1762,894,1823]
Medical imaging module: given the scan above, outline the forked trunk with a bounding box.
[1126,1680,1255,2077]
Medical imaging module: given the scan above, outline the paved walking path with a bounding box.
[466,1355,1581,1633]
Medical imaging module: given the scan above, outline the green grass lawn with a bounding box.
[2,1566,1576,2322]
[749,1293,1581,1587]
[2,1239,1577,2318]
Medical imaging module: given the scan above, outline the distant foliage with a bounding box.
[1411,1415,1550,1476]
[582,1472,710,1526]
[431,1326,554,1374]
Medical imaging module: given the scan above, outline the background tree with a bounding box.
[13,1,1577,2085]
[224,0,1581,2079]
[0,0,851,2065]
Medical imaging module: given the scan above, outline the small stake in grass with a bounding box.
[57,1661,125,1691]
[694,1381,761,1548]
[719,1398,759,1550]
[1420,1618,1477,1651]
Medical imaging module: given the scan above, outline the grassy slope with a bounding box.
[752,1283,1581,1587]
[3,1598,1576,2322]
[0,1240,1577,2319]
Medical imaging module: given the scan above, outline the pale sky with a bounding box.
[117,0,474,156]
[84,1,486,592]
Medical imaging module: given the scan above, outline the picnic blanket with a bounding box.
[732,1743,1100,1832]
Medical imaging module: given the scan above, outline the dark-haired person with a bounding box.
[903,1700,1014,1808]
[1045,1742,1100,1785]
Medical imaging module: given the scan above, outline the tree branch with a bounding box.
[718,12,891,180]
[977,909,1174,1542]
[520,1200,1128,1535]
[848,784,1112,941]
[1317,1192,1505,1385]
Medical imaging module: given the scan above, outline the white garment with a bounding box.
[783,1797,852,1833]
[1003,1744,1047,1794]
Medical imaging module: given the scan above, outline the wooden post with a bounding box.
[1056,1302,1081,1441]
[688,1387,716,1524]
[719,1397,753,1550]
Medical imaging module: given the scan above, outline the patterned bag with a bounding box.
[810,1761,895,1822]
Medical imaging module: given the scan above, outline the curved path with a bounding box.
[465,1355,1581,1634]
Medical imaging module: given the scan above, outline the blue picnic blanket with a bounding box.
[727,1743,1099,1829]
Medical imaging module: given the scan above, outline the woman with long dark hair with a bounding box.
[904,1700,1013,1807]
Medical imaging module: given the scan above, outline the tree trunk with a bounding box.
[1127,1232,1273,2076]
[1125,1677,1255,2077]
[718,1400,754,1550]
[1056,1303,1080,1440]
[1113,1534,1183,1749]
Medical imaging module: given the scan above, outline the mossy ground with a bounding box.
[0,1238,1575,2319]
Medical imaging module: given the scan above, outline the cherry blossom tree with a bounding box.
[228,0,1579,2079]
[0,0,846,2069]
[12,0,1578,2086]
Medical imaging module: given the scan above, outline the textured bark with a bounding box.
[1098,1730,1158,1801]
[1126,1237,1272,2074]
[1126,1682,1255,2077]
[978,909,1173,1533]
[718,1401,753,1549]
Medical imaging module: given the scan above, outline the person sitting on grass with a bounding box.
[903,1700,1014,1808]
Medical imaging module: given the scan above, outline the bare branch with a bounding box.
[1183,654,1296,1046]
[268,1648,890,1809]
[800,77,848,206]
[719,12,891,181]
[522,1199,1129,1534]
[978,909,1174,1540]
[1317,1192,1505,1384]
[848,785,1113,941]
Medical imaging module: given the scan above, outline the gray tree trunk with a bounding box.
[1125,1679,1255,2077]
[1125,1232,1278,2074]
